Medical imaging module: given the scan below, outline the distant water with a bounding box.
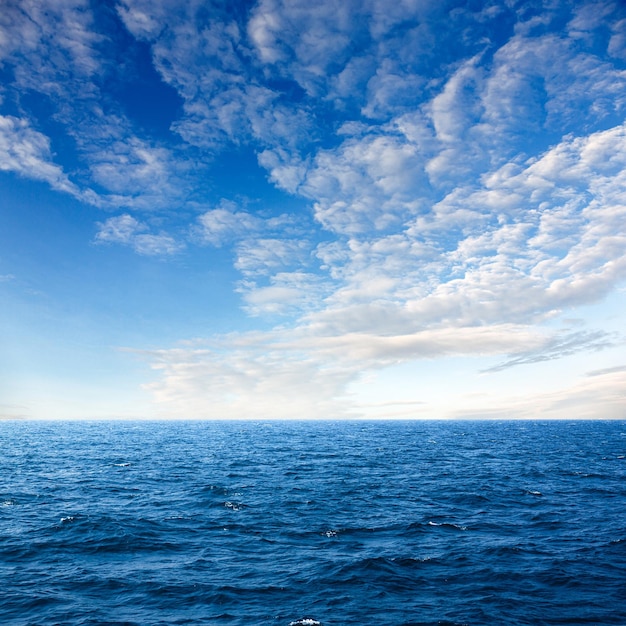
[1,420,625,626]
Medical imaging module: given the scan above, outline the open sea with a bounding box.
[1,420,625,626]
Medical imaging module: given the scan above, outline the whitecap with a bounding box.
[113,462,131,467]
[322,529,338,538]
[224,501,245,511]
[428,521,467,530]
[289,619,322,626]
[60,516,75,523]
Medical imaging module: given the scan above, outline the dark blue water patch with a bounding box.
[1,420,625,625]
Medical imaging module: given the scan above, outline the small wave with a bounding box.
[224,501,245,511]
[2,499,16,507]
[428,521,467,531]
[322,529,338,538]
[113,462,131,467]
[525,489,543,496]
[289,619,322,626]
[60,516,75,523]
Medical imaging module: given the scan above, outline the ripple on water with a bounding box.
[0,419,625,626]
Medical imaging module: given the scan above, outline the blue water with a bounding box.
[1,420,625,626]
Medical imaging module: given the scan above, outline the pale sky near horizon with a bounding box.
[1,0,625,420]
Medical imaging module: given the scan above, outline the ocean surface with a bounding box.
[1,420,625,626]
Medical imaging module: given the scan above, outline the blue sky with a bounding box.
[1,0,625,419]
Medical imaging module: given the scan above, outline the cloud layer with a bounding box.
[1,0,625,418]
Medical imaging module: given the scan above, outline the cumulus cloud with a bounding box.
[299,133,427,235]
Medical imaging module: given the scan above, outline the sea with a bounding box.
[1,420,625,626]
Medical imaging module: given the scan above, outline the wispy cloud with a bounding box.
[586,364,626,377]
[484,330,619,373]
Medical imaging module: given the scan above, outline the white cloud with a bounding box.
[3,0,626,419]
[194,201,311,251]
[484,330,617,372]
[116,2,626,419]
[299,133,427,234]
[0,0,200,214]
[196,204,260,247]
[247,0,287,64]
[117,0,626,415]
[453,367,626,420]
[0,115,81,196]
[257,149,308,194]
[226,119,623,388]
[135,321,537,419]
[234,238,311,276]
[246,0,446,114]
[136,309,625,419]
[247,0,358,95]
[90,143,168,193]
[429,56,483,144]
[1,0,101,81]
[87,137,187,209]
[131,233,183,256]
[482,32,626,142]
[140,338,356,419]
[608,18,626,60]
[238,271,330,316]
[567,1,615,40]
[94,214,143,244]
[116,0,168,40]
[95,214,183,255]
[353,360,626,420]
